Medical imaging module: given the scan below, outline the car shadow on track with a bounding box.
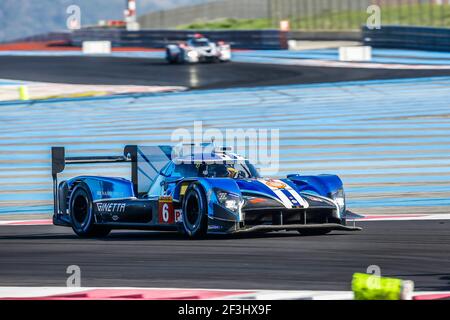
[102,231,354,241]
[0,234,79,241]
[0,230,354,242]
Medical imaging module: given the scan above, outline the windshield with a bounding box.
[189,39,210,47]
[169,161,260,179]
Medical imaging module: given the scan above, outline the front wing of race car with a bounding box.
[234,223,361,234]
[205,206,361,234]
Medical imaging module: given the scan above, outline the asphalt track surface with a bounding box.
[2,56,450,89]
[0,220,449,291]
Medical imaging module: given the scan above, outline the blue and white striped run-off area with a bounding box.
[1,76,450,216]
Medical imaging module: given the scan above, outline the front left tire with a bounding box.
[166,48,176,64]
[181,183,208,239]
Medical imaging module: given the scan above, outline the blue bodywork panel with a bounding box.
[286,174,343,197]
[66,176,135,201]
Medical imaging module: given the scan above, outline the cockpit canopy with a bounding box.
[187,38,211,47]
[165,161,259,179]
[136,145,259,195]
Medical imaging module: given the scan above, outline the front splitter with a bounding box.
[233,223,362,233]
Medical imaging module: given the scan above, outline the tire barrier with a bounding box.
[70,28,289,50]
[363,25,450,52]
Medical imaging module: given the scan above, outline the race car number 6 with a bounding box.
[162,203,169,222]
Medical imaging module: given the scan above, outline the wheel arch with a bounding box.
[287,174,344,197]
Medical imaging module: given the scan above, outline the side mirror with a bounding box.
[161,177,184,189]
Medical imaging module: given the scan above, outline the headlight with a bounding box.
[187,50,199,58]
[331,188,346,213]
[215,189,241,212]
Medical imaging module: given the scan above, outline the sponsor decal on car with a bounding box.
[159,196,175,224]
[258,179,309,209]
[175,209,182,223]
[179,183,189,196]
[265,179,286,189]
[96,202,126,213]
[248,197,267,204]
[96,191,125,197]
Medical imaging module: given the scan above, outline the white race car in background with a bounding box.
[166,34,231,64]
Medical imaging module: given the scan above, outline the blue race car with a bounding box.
[51,144,361,238]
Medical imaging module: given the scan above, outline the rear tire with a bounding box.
[178,49,186,64]
[181,183,208,239]
[70,183,111,238]
[166,48,178,64]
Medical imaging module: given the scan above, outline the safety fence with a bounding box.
[138,0,450,31]
[363,25,450,51]
[6,26,450,52]
[70,28,288,50]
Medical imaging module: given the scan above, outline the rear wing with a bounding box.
[51,145,138,215]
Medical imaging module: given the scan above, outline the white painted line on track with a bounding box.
[0,219,52,226]
[353,213,450,221]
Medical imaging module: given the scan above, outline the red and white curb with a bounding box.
[0,287,448,300]
[413,292,450,300]
[0,287,253,300]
